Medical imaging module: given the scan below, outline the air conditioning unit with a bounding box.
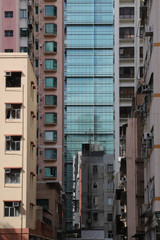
[6,104,11,109]
[13,201,20,207]
[40,62,42,65]
[40,44,42,48]
[143,133,148,140]
[40,97,42,101]
[40,9,43,12]
[145,26,153,37]
[6,136,11,141]
[5,169,11,173]
[40,27,42,30]
[6,72,12,77]
[40,150,42,155]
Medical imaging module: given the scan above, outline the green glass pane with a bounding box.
[45,60,57,70]
[45,95,57,105]
[45,24,57,34]
[45,6,57,17]
[45,77,57,88]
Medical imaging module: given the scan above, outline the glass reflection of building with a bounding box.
[64,0,114,230]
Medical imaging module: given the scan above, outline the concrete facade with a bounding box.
[0,53,37,240]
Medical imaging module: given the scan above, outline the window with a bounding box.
[35,24,39,32]
[93,213,98,221]
[45,131,57,142]
[45,59,57,71]
[120,87,134,98]
[93,182,97,189]
[45,6,57,17]
[5,169,21,184]
[45,23,57,35]
[45,112,57,124]
[35,42,39,50]
[108,231,113,238]
[107,213,113,221]
[6,72,21,87]
[45,95,57,106]
[45,41,57,53]
[119,27,134,39]
[35,6,39,14]
[45,148,57,160]
[45,77,57,88]
[6,104,21,119]
[20,9,27,18]
[107,164,113,172]
[35,59,39,67]
[120,107,131,118]
[37,199,49,210]
[119,47,134,58]
[5,49,13,52]
[4,201,20,217]
[107,197,113,205]
[108,181,114,190]
[120,7,134,19]
[120,67,134,78]
[5,11,13,18]
[140,47,143,59]
[5,30,13,37]
[20,28,28,37]
[93,196,98,205]
[20,47,28,52]
[6,136,21,151]
[93,165,97,174]
[45,167,57,178]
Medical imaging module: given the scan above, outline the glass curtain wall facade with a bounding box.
[65,0,114,230]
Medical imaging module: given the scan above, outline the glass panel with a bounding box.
[45,95,57,105]
[45,23,57,34]
[45,59,57,70]
[45,41,57,52]
[45,6,57,17]
[45,77,57,88]
[45,149,57,159]
[45,113,57,123]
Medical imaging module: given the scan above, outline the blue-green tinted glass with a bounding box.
[45,77,57,88]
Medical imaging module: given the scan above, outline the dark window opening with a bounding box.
[120,27,134,39]
[6,72,21,87]
[119,47,134,58]
[5,11,13,18]
[120,7,134,19]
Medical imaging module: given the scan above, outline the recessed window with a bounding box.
[93,182,97,189]
[108,231,113,238]
[45,59,57,71]
[6,136,21,151]
[107,197,113,205]
[6,104,21,119]
[45,77,57,88]
[37,199,49,210]
[93,165,97,174]
[35,6,39,14]
[119,27,134,39]
[107,213,113,221]
[45,131,57,142]
[35,59,39,67]
[45,112,57,124]
[6,72,21,87]
[35,42,39,50]
[45,5,57,17]
[93,213,98,221]
[5,30,13,37]
[45,148,57,160]
[45,41,57,53]
[108,180,114,190]
[45,23,57,35]
[36,24,39,32]
[5,11,13,18]
[5,169,21,184]
[107,164,113,172]
[20,47,28,52]
[20,9,27,18]
[119,7,134,19]
[20,28,28,37]
[45,167,57,178]
[119,67,134,78]
[5,49,13,52]
[45,95,57,106]
[4,202,20,217]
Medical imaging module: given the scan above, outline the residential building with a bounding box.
[137,0,160,239]
[0,0,65,239]
[64,0,114,230]
[0,53,37,240]
[114,0,143,239]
